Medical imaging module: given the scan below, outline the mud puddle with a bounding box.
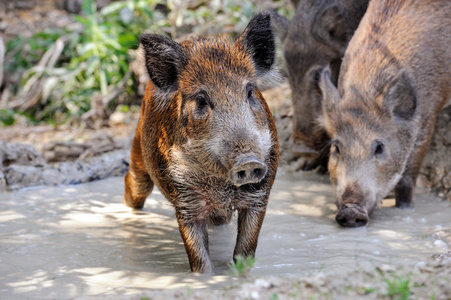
[1,172,450,299]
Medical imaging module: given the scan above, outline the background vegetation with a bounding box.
[1,0,293,127]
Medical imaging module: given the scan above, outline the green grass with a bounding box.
[269,293,278,300]
[229,254,256,277]
[3,0,293,126]
[384,273,412,300]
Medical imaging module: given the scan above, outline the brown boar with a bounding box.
[271,0,369,171]
[123,12,280,273]
[319,0,451,227]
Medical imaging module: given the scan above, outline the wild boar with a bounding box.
[123,12,280,273]
[271,0,369,171]
[319,0,451,227]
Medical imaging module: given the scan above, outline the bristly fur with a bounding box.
[139,11,280,112]
[124,12,280,273]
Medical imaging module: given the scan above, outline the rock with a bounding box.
[0,141,46,167]
[3,149,129,190]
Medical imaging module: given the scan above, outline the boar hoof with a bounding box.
[123,196,145,210]
[335,206,368,227]
[230,156,268,186]
[396,201,413,209]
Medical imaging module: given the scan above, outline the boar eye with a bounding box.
[194,92,211,117]
[373,140,385,157]
[331,142,340,156]
[196,94,208,107]
[311,69,321,86]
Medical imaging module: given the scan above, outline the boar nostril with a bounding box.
[237,170,246,179]
[336,216,348,226]
[253,168,262,177]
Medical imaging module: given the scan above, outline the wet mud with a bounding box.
[1,172,450,299]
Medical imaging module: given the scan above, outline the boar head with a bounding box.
[271,3,350,168]
[140,12,279,188]
[319,67,417,227]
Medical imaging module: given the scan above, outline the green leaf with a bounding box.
[99,68,108,96]
[118,33,138,48]
[82,0,96,16]
[77,42,96,55]
[0,109,16,126]
[85,57,100,76]
[100,1,127,16]
[74,15,90,26]
[83,75,96,89]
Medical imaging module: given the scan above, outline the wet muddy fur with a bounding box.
[124,12,279,273]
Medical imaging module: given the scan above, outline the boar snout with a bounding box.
[230,156,268,186]
[335,203,368,227]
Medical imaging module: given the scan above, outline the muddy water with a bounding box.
[1,172,450,299]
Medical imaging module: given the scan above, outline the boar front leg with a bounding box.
[233,208,266,262]
[176,216,212,273]
[394,173,414,208]
[395,120,436,208]
[124,133,154,209]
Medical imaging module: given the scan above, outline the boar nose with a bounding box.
[230,156,268,186]
[335,204,369,227]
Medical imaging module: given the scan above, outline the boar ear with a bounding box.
[319,66,341,113]
[313,5,348,56]
[140,34,187,94]
[270,9,290,41]
[382,71,417,121]
[236,11,276,77]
